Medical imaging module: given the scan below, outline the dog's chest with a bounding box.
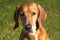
[28,33,38,40]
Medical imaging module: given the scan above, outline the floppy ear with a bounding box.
[13,6,20,29]
[37,5,47,23]
[36,4,47,27]
[36,5,47,29]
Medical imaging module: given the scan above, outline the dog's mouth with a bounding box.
[23,21,39,33]
[24,26,34,33]
[23,28,33,33]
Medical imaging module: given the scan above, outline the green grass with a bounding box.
[0,0,60,40]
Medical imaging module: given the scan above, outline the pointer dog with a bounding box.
[13,2,50,40]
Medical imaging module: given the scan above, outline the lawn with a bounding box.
[0,0,60,40]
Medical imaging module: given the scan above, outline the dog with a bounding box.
[13,2,50,40]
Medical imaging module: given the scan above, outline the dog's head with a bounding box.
[14,2,47,33]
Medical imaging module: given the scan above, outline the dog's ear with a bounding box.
[37,5,47,23]
[36,5,47,29]
[36,4,47,27]
[13,6,20,29]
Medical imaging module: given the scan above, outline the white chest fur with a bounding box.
[29,33,38,40]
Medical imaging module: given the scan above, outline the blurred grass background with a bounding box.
[0,0,60,40]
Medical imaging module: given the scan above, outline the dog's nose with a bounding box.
[25,24,32,30]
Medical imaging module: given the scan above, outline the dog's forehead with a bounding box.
[21,2,38,14]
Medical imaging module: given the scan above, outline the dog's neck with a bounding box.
[22,30,38,40]
[28,33,38,40]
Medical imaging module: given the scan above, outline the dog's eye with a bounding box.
[20,12,24,16]
[32,12,36,16]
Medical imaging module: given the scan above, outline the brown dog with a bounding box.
[14,2,50,40]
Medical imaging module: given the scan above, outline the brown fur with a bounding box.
[13,2,50,40]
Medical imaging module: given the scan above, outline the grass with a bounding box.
[0,0,60,40]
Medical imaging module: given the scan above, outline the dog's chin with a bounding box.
[23,29,32,33]
[23,28,36,33]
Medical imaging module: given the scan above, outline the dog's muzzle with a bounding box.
[25,24,32,30]
[24,23,37,33]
